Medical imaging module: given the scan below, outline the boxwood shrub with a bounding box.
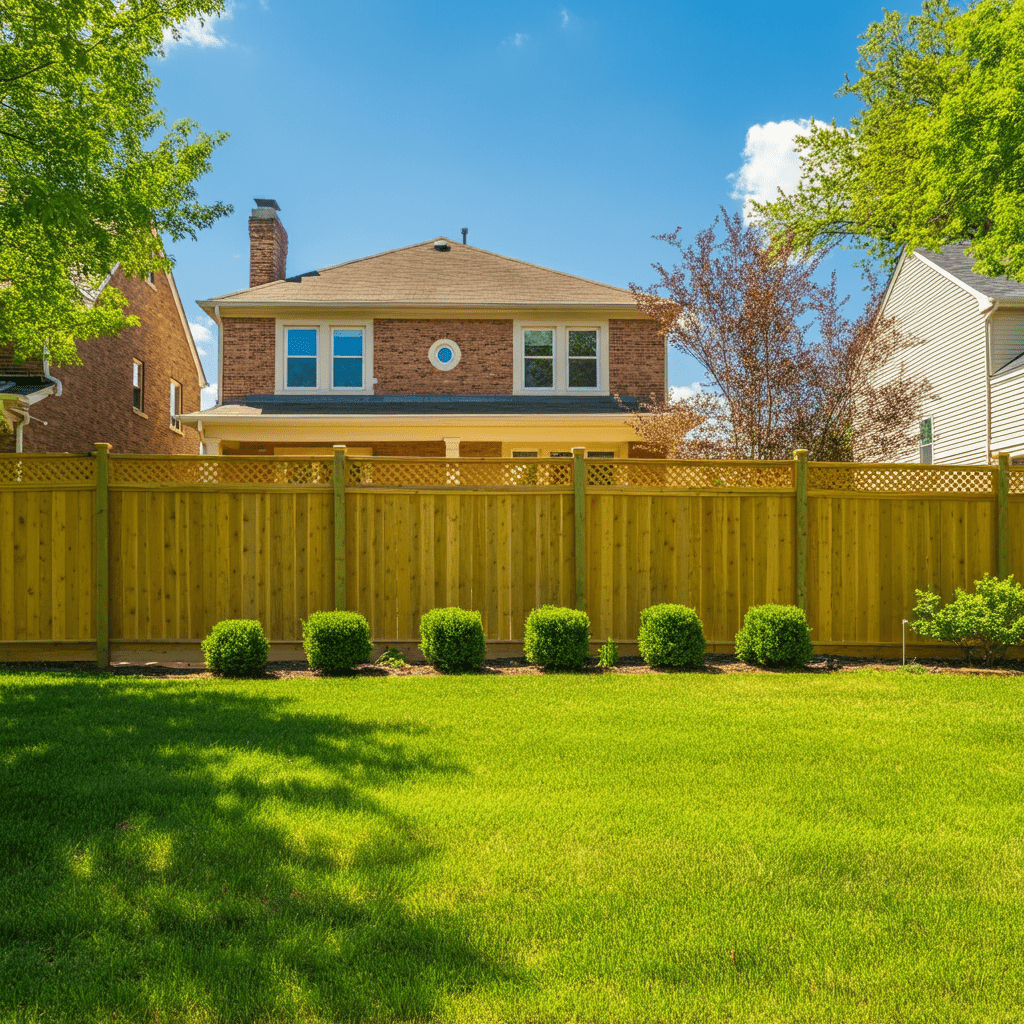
[523,605,591,669]
[637,603,706,669]
[734,603,813,668]
[419,607,487,673]
[201,619,269,677]
[303,610,373,674]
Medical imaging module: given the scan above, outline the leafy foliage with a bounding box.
[0,1,232,363]
[754,1,1024,281]
[628,211,929,462]
[734,604,813,668]
[523,606,591,670]
[637,603,706,669]
[597,637,619,669]
[302,611,373,674]
[910,573,1024,666]
[375,647,408,669]
[418,608,487,673]
[201,619,269,677]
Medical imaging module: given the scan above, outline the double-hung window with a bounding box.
[518,324,605,393]
[169,379,182,430]
[132,359,145,412]
[286,328,318,388]
[333,329,364,388]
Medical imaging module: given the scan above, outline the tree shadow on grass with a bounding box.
[0,675,513,1022]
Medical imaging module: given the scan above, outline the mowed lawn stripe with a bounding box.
[0,669,1020,1023]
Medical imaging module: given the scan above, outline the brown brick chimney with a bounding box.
[248,198,288,287]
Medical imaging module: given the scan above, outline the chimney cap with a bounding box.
[253,198,281,211]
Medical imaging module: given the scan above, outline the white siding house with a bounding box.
[877,245,1024,464]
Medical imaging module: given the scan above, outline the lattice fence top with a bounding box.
[1009,468,1024,495]
[0,454,96,486]
[586,460,795,489]
[808,463,996,495]
[345,458,574,488]
[109,456,334,487]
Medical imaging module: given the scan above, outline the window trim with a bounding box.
[132,358,145,413]
[513,321,608,394]
[275,320,375,395]
[428,338,462,372]
[169,378,183,432]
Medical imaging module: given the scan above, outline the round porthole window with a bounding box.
[428,339,462,371]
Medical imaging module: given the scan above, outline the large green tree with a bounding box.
[0,0,232,363]
[756,0,1024,279]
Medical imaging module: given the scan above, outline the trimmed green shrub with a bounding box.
[375,647,408,668]
[419,607,486,673]
[202,619,269,677]
[302,611,373,674]
[734,604,813,668]
[597,636,619,669]
[637,603,706,669]
[911,573,1024,666]
[524,605,591,669]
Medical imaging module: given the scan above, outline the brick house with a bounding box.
[0,266,207,454]
[179,200,664,458]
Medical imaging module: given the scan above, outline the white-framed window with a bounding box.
[169,379,182,431]
[132,359,145,412]
[920,418,933,464]
[514,322,608,394]
[276,321,374,394]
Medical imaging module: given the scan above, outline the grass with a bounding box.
[0,668,1022,1023]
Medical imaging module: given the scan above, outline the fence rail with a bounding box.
[1,447,1021,663]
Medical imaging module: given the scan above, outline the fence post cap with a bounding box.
[333,445,347,453]
[93,442,112,453]
[571,446,585,455]
[793,449,809,460]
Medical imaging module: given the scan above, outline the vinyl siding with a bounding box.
[879,253,989,464]
[990,368,1024,454]
[990,308,1024,372]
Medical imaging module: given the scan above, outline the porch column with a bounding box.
[443,436,461,458]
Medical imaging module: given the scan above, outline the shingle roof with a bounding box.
[916,244,1024,301]
[201,238,639,309]
[208,394,641,417]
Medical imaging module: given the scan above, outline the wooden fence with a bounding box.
[0,445,1020,664]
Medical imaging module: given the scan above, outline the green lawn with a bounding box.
[0,668,1021,1023]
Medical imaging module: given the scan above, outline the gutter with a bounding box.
[177,411,637,428]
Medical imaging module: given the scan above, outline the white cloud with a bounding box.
[188,318,215,358]
[505,32,529,46]
[730,119,819,224]
[560,8,569,26]
[201,384,219,410]
[161,7,232,51]
[669,383,704,404]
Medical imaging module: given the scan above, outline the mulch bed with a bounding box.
[3,654,1023,679]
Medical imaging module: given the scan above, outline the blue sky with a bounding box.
[153,0,898,407]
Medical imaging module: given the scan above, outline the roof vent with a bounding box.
[434,239,451,252]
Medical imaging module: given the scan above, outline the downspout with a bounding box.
[42,345,63,397]
[982,300,1000,462]
[14,407,28,453]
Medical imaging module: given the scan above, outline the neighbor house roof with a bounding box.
[199,238,640,310]
[914,244,1024,303]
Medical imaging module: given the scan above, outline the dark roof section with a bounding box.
[0,375,55,397]
[918,244,1024,301]
[241,394,642,416]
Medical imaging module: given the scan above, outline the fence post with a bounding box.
[794,449,808,613]
[572,447,586,612]
[998,451,1010,578]
[94,442,111,669]
[333,445,347,610]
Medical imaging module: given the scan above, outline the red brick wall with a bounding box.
[609,319,665,401]
[216,315,662,401]
[220,318,276,402]
[249,213,288,287]
[373,320,513,394]
[0,268,203,454]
